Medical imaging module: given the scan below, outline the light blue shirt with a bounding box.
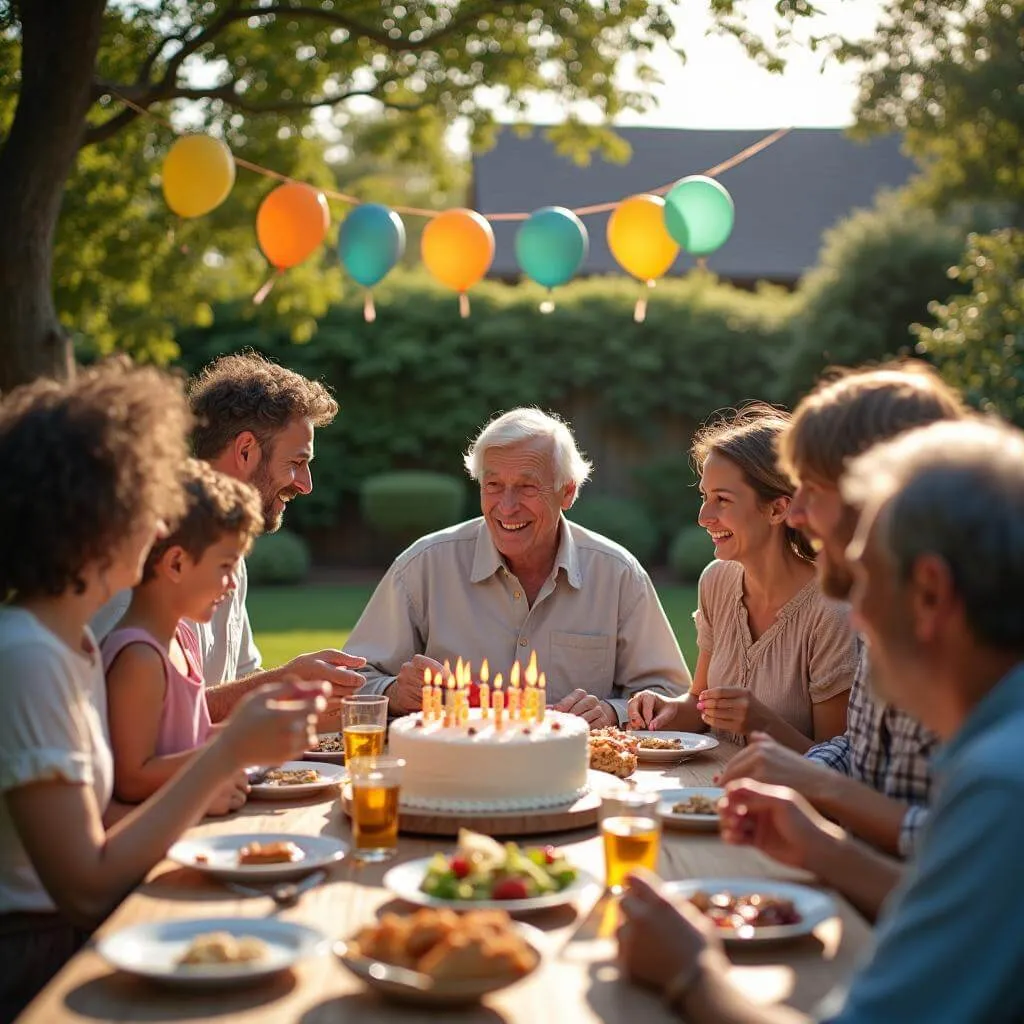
[823,661,1024,1024]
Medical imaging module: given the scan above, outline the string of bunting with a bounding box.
[118,91,790,320]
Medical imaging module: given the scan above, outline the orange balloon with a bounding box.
[607,194,679,282]
[256,183,330,269]
[420,209,495,292]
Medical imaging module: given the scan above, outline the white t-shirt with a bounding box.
[186,559,262,686]
[0,608,113,913]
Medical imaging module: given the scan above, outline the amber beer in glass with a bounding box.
[349,756,405,862]
[600,789,662,893]
[341,695,388,762]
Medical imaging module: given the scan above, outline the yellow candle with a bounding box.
[479,658,490,716]
[509,661,521,720]
[493,674,504,729]
[422,667,434,721]
[444,678,454,728]
[537,672,547,723]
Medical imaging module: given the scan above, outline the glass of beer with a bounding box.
[600,788,662,894]
[341,694,388,762]
[348,756,405,861]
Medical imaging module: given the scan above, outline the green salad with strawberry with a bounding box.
[420,829,578,902]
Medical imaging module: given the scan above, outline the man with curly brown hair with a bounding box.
[93,352,365,721]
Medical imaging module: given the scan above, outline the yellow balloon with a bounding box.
[162,135,236,218]
[606,194,679,282]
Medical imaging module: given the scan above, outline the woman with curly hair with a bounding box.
[629,405,857,752]
[0,360,328,1020]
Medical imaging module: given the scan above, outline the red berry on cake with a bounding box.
[467,726,478,736]
[552,722,561,731]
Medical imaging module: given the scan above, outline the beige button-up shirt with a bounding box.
[350,517,691,724]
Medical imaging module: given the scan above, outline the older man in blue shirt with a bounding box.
[616,417,1024,1024]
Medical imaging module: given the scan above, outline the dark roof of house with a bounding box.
[472,126,918,281]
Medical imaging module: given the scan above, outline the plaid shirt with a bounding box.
[806,640,937,856]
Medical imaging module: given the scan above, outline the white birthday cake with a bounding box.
[388,709,590,812]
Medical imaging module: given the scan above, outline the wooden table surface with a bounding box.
[17,741,872,1023]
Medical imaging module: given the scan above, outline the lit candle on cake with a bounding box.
[422,667,433,721]
[537,671,547,723]
[524,650,539,721]
[444,677,455,728]
[459,662,471,726]
[509,661,521,720]
[479,659,490,716]
[493,673,505,729]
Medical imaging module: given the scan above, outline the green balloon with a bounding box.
[663,176,735,256]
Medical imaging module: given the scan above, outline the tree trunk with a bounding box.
[0,0,107,392]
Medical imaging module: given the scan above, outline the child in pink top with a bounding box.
[102,459,263,807]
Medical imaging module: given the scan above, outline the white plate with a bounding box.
[335,921,545,1006]
[303,732,346,766]
[384,855,600,916]
[97,916,328,989]
[657,787,723,830]
[169,831,348,882]
[248,760,347,800]
[630,731,719,763]
[663,877,837,944]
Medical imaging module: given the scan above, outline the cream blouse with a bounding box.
[693,559,857,744]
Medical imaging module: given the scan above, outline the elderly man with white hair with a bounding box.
[349,407,691,727]
[616,416,1024,1024]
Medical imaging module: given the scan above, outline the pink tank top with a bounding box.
[101,623,214,755]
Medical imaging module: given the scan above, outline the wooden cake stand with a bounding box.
[341,771,608,837]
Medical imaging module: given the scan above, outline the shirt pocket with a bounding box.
[549,632,614,692]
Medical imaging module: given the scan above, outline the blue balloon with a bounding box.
[515,206,588,289]
[338,203,406,287]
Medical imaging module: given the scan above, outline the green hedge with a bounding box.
[668,525,716,582]
[174,269,795,535]
[360,470,466,536]
[567,495,659,566]
[246,529,312,585]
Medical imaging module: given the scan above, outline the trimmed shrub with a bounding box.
[568,495,659,566]
[246,529,312,585]
[632,453,703,549]
[668,525,715,582]
[360,470,466,537]
[783,193,969,399]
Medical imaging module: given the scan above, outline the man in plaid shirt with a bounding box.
[721,363,965,856]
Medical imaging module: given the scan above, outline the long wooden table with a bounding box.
[18,742,872,1022]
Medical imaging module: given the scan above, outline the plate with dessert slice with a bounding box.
[384,829,599,916]
[657,787,724,831]
[335,907,545,1007]
[662,878,838,944]
[169,832,348,882]
[630,731,720,763]
[247,760,347,799]
[98,916,328,990]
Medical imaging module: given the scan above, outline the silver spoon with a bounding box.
[334,943,433,991]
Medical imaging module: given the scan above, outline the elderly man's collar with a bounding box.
[470,516,582,589]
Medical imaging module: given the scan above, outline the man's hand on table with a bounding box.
[717,731,830,794]
[387,654,448,714]
[278,649,367,724]
[618,868,723,993]
[719,778,843,872]
[554,689,618,729]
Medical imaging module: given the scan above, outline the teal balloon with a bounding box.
[515,206,588,288]
[338,203,406,287]
[663,176,735,256]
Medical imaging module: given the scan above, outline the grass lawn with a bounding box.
[248,581,698,669]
